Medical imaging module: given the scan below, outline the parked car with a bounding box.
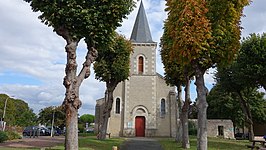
[47,126,63,136]
[22,126,38,136]
[23,126,50,136]
[85,127,94,133]
[39,127,51,136]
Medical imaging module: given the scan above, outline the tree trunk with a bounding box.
[182,76,190,149]
[55,27,98,150]
[65,103,79,150]
[237,91,254,141]
[195,67,208,150]
[98,82,118,140]
[61,39,80,150]
[176,85,183,142]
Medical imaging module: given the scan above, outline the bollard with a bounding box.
[112,146,118,150]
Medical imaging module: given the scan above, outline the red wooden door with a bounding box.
[135,116,145,137]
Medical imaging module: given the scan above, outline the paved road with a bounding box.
[120,137,163,150]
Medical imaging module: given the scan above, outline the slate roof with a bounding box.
[130,0,154,43]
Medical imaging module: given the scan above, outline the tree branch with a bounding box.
[77,47,98,86]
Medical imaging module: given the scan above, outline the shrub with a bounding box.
[78,123,85,133]
[0,131,8,143]
[6,131,22,140]
[188,121,197,135]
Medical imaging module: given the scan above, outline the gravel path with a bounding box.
[120,137,163,150]
[0,136,64,149]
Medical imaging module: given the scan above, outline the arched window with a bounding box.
[138,56,144,74]
[161,99,166,116]
[115,98,120,114]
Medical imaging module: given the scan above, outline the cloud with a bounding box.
[241,0,266,37]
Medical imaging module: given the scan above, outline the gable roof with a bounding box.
[130,1,154,43]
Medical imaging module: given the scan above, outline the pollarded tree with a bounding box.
[163,0,212,149]
[160,14,185,143]
[161,14,194,147]
[94,33,133,140]
[162,0,249,149]
[24,1,134,149]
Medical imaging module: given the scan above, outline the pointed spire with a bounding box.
[130,0,154,43]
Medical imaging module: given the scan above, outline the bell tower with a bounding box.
[129,0,157,76]
[95,0,178,138]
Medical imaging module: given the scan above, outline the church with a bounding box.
[94,1,178,137]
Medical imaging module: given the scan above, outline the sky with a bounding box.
[0,0,266,115]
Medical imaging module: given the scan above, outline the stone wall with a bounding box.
[188,119,234,139]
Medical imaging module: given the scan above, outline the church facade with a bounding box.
[94,1,178,137]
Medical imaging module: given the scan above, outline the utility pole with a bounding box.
[2,95,14,131]
[51,106,55,137]
[2,97,9,122]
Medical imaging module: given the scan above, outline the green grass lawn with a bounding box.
[159,136,251,150]
[0,135,252,150]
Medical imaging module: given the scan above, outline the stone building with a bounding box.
[94,1,178,137]
[94,1,235,139]
[189,119,235,139]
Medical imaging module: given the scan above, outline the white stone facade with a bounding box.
[94,1,178,137]
[95,42,178,137]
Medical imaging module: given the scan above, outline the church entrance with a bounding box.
[135,116,145,137]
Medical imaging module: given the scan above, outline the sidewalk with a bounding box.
[120,137,163,150]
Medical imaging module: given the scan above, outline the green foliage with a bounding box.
[160,24,187,87]
[24,0,135,48]
[207,0,250,66]
[38,106,65,128]
[0,131,8,143]
[163,0,212,70]
[189,102,198,119]
[79,114,94,125]
[215,64,266,125]
[237,33,266,90]
[94,33,133,84]
[0,94,37,127]
[188,121,197,135]
[78,123,85,133]
[207,85,245,127]
[78,114,94,133]
[6,131,22,140]
[242,88,266,123]
[161,0,250,75]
